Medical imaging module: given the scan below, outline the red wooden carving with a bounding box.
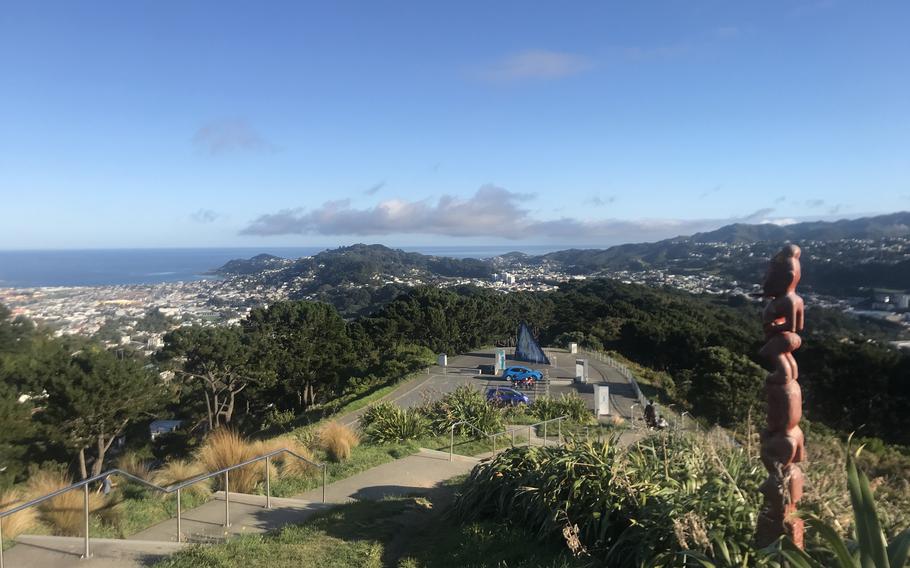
[756,244,805,548]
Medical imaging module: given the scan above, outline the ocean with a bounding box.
[0,245,568,288]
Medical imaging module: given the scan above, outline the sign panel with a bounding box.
[495,349,507,373]
[594,385,611,415]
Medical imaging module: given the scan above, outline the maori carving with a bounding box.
[756,244,806,548]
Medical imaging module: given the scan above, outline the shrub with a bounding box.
[26,469,107,536]
[454,432,763,567]
[151,459,212,499]
[531,393,591,424]
[318,422,360,462]
[361,402,430,443]
[428,385,503,435]
[0,486,38,539]
[196,429,264,494]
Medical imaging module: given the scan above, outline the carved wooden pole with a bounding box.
[756,244,806,548]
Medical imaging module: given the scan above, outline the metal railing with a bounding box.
[448,415,569,461]
[0,447,326,567]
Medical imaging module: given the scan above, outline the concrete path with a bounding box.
[3,449,478,568]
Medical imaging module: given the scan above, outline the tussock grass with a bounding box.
[250,437,313,479]
[0,486,38,539]
[196,429,264,494]
[116,452,151,481]
[151,459,212,499]
[26,470,107,536]
[318,422,360,462]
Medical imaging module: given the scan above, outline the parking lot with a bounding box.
[373,347,639,419]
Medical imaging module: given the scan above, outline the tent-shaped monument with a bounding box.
[514,322,550,365]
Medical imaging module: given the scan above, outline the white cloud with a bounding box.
[240,186,791,244]
[473,50,593,82]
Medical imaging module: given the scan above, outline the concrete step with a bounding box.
[3,535,187,568]
[417,447,482,463]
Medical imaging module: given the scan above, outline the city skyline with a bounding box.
[1,1,908,249]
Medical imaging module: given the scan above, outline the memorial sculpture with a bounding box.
[756,244,805,548]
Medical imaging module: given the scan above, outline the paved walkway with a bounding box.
[2,449,478,568]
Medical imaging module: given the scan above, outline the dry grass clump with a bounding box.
[151,459,212,499]
[251,437,316,479]
[116,452,151,481]
[318,421,360,462]
[607,415,626,427]
[25,470,107,536]
[195,429,264,494]
[0,486,39,539]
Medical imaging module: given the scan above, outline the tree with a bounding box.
[679,346,765,427]
[244,301,352,409]
[0,382,34,486]
[161,326,273,429]
[39,346,164,478]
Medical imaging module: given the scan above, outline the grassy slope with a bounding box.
[155,489,584,568]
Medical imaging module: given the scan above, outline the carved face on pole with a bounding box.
[762,244,801,298]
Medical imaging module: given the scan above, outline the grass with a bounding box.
[25,469,108,536]
[264,440,422,498]
[154,493,584,568]
[0,486,38,540]
[89,483,210,539]
[318,422,360,462]
[196,429,269,494]
[151,459,213,500]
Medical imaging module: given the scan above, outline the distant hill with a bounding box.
[215,213,910,305]
[213,253,289,275]
[690,212,910,243]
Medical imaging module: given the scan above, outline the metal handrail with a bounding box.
[0,447,327,566]
[448,415,569,461]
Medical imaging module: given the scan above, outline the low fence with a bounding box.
[449,415,569,461]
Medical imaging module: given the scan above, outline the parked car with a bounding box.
[486,387,530,406]
[502,365,542,383]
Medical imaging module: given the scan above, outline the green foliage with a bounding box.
[361,402,430,443]
[0,382,34,486]
[677,346,765,427]
[768,444,910,568]
[160,325,275,428]
[530,393,591,424]
[426,385,504,435]
[38,346,165,478]
[454,432,764,567]
[244,301,354,409]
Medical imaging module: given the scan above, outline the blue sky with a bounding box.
[1,0,908,249]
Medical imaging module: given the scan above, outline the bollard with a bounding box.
[322,464,327,503]
[224,471,231,527]
[449,426,455,461]
[543,421,547,445]
[265,456,272,509]
[1,508,5,568]
[492,434,496,453]
[81,484,91,558]
[511,429,516,447]
[528,425,533,447]
[558,419,562,445]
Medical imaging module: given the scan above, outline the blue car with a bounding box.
[486,387,530,406]
[502,366,542,383]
